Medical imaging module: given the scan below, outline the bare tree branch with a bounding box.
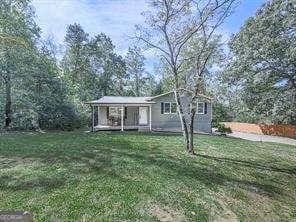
[133,35,170,56]
[136,0,237,153]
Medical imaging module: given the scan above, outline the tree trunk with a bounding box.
[174,90,193,152]
[183,122,189,150]
[4,74,12,128]
[187,115,195,154]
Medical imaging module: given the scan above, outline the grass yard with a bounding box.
[0,131,295,221]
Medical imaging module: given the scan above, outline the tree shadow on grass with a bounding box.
[0,134,290,198]
[93,147,284,198]
[195,154,296,176]
[0,174,67,191]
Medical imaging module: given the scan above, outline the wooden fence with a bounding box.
[223,122,296,139]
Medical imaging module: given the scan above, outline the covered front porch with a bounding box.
[89,103,153,132]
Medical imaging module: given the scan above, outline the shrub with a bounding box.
[13,109,40,130]
[38,103,84,131]
[217,123,232,133]
[212,120,220,128]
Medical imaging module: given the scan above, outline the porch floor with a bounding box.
[94,125,139,131]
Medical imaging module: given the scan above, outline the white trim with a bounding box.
[97,106,100,126]
[197,102,205,114]
[210,102,212,133]
[91,105,95,132]
[148,88,213,101]
[121,105,124,131]
[149,105,152,131]
[149,91,174,100]
[91,103,154,107]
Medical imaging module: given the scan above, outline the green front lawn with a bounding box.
[0,131,295,221]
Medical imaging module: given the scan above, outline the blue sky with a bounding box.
[32,0,267,73]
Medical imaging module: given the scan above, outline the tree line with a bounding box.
[1,0,294,152]
[0,0,160,130]
[218,0,295,125]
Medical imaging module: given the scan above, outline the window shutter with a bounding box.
[204,102,207,114]
[107,106,109,119]
[124,107,127,119]
[161,102,164,114]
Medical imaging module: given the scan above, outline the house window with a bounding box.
[171,103,177,113]
[197,102,205,114]
[109,107,121,117]
[164,102,171,114]
[161,102,177,114]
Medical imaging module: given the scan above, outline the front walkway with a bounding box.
[228,131,296,146]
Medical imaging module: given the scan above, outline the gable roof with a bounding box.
[86,89,212,105]
[148,89,213,101]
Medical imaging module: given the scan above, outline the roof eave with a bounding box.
[85,102,155,105]
[148,89,213,101]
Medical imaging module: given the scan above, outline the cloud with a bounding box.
[32,0,149,54]
[32,0,267,75]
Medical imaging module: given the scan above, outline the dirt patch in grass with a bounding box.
[212,208,238,222]
[209,193,239,222]
[242,189,290,222]
[211,188,289,222]
[0,156,41,169]
[138,202,185,222]
[148,204,185,222]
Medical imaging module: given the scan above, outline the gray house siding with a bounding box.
[93,92,212,133]
[151,95,180,129]
[150,93,212,133]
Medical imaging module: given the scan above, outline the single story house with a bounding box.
[86,90,212,133]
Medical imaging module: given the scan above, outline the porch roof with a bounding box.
[86,96,155,105]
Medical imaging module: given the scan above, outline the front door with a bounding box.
[139,107,148,125]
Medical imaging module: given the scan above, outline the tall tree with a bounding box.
[222,0,296,124]
[87,33,115,97]
[136,0,235,154]
[87,33,128,97]
[62,23,89,100]
[142,73,161,96]
[0,0,40,128]
[125,46,146,96]
[112,54,128,95]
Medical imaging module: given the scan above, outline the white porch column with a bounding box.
[91,105,94,132]
[97,106,100,127]
[121,105,124,131]
[149,105,152,131]
[210,102,212,133]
